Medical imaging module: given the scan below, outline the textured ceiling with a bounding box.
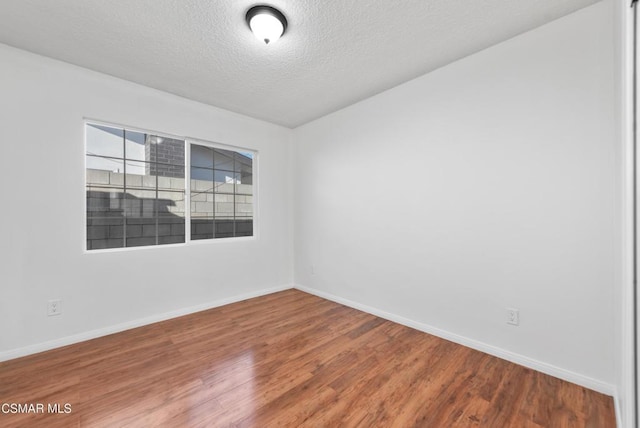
[0,0,599,128]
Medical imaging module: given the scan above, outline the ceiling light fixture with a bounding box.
[246,5,287,45]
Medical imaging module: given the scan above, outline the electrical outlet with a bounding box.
[48,299,62,316]
[310,265,315,275]
[507,308,519,326]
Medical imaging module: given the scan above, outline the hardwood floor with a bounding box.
[0,290,615,427]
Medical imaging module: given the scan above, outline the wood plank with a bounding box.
[0,289,616,427]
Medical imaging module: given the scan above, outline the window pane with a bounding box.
[157,190,185,244]
[191,166,213,185]
[158,190,185,218]
[235,152,253,176]
[235,220,253,237]
[125,189,156,218]
[191,193,213,217]
[126,217,156,247]
[151,136,185,166]
[191,192,213,240]
[87,218,124,250]
[191,219,214,240]
[156,164,185,190]
[86,157,125,187]
[215,180,234,194]
[158,216,185,245]
[86,185,125,250]
[213,148,235,171]
[124,130,146,161]
[87,186,125,218]
[235,197,252,218]
[86,123,187,250]
[158,232,184,245]
[236,183,252,196]
[191,144,214,168]
[238,168,253,185]
[123,160,156,190]
[215,193,234,220]
[215,220,234,239]
[189,143,254,240]
[235,172,252,196]
[86,124,124,158]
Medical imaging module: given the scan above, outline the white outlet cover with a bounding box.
[507,308,519,326]
[48,299,62,316]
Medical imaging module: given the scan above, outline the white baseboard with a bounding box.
[2,283,617,400]
[0,284,293,363]
[295,284,616,397]
[614,390,622,428]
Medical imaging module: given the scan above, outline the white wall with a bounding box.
[294,2,617,393]
[0,43,293,358]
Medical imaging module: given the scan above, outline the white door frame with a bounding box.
[619,1,637,427]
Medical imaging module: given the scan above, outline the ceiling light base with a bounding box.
[246,5,288,45]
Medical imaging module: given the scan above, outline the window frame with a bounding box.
[84,119,258,253]
[186,137,258,244]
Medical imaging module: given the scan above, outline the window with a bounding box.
[85,123,254,251]
[190,144,254,240]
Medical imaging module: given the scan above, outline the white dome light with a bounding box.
[246,6,287,45]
